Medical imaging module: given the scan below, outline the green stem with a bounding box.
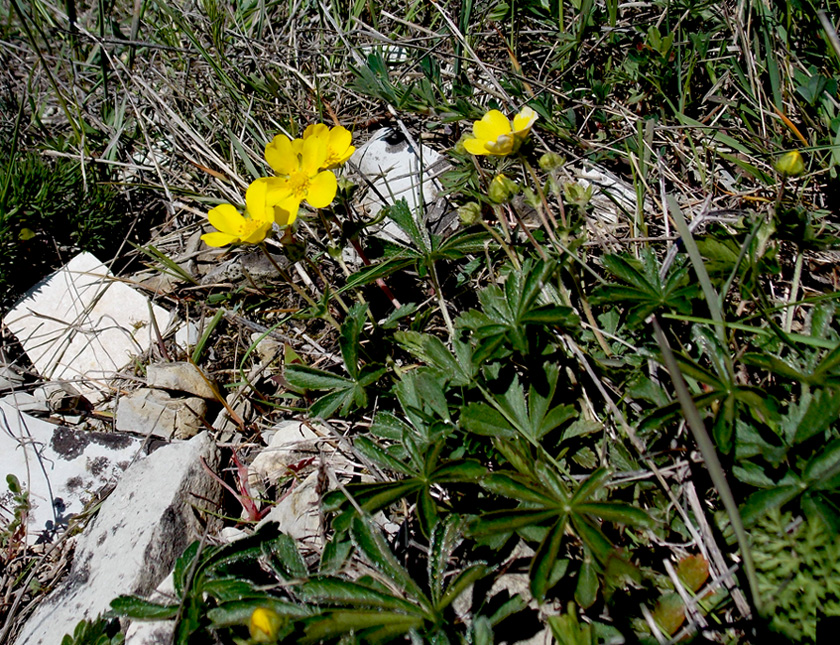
[784,250,804,333]
[427,260,455,340]
[259,244,340,331]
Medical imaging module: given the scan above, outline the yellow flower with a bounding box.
[300,124,355,169]
[775,150,805,177]
[201,178,275,248]
[463,106,538,156]
[264,133,338,219]
[249,606,282,643]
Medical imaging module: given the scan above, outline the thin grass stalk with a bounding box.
[651,317,761,616]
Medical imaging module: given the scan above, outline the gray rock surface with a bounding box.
[0,399,144,545]
[116,388,207,439]
[146,362,218,399]
[14,432,221,645]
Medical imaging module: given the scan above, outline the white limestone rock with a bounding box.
[116,388,207,440]
[0,399,144,545]
[3,252,173,403]
[146,362,218,400]
[14,432,221,645]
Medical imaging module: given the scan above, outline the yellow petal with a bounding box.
[264,177,292,207]
[201,231,238,247]
[303,123,330,140]
[274,204,298,227]
[265,134,298,175]
[329,126,352,149]
[241,220,272,244]
[207,204,244,234]
[473,110,511,142]
[245,178,271,222]
[512,106,538,135]
[301,135,328,175]
[484,134,515,156]
[306,170,337,208]
[276,195,301,222]
[463,137,492,156]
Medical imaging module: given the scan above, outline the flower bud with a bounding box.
[539,152,565,172]
[775,150,805,177]
[563,182,593,209]
[488,174,520,204]
[250,607,282,643]
[458,201,482,226]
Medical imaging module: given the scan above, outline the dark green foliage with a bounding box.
[0,149,131,310]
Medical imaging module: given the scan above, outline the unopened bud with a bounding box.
[539,152,565,171]
[458,201,482,226]
[488,174,520,204]
[775,150,805,177]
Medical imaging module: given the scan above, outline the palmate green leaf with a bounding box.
[354,435,415,476]
[285,365,353,390]
[343,256,417,292]
[573,502,654,529]
[393,330,475,386]
[206,598,310,629]
[481,472,558,506]
[803,438,840,485]
[339,302,367,380]
[309,387,357,419]
[460,402,515,438]
[593,251,697,327]
[793,387,840,444]
[387,199,430,254]
[530,519,566,602]
[300,610,424,644]
[297,578,423,614]
[265,533,309,581]
[740,484,802,527]
[110,595,178,620]
[350,517,431,612]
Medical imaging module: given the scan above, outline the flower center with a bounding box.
[288,171,311,198]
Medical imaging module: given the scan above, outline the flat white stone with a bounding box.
[3,252,173,402]
[0,399,143,545]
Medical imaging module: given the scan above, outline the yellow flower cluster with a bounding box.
[201,124,355,248]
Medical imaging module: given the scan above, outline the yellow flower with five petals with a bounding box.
[463,106,538,156]
[201,178,275,248]
[264,133,338,220]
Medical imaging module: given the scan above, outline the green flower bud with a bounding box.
[775,150,805,177]
[458,201,482,226]
[539,151,565,171]
[488,174,520,204]
[563,182,593,209]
